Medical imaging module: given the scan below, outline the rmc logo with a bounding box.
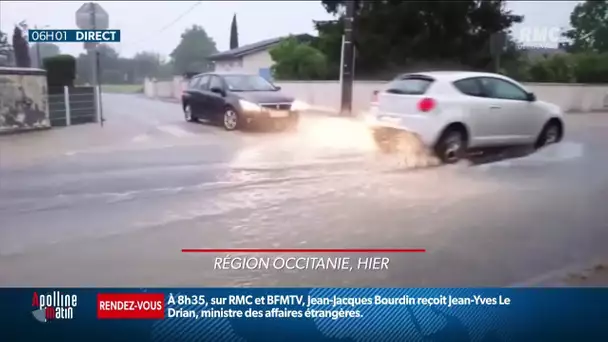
[516,26,565,47]
[31,291,78,323]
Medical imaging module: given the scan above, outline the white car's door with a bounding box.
[478,77,541,144]
[452,77,505,147]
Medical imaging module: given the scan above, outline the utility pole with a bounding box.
[339,34,345,90]
[96,49,104,126]
[89,2,104,126]
[35,26,41,68]
[490,31,506,74]
[340,0,355,116]
[90,4,98,88]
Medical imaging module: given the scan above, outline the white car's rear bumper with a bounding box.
[363,107,443,146]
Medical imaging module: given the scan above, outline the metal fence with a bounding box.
[48,86,98,127]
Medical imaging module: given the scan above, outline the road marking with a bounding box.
[132,134,150,143]
[156,125,194,138]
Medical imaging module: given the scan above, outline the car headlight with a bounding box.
[239,99,262,112]
[290,100,309,111]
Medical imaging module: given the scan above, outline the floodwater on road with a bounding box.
[0,95,607,287]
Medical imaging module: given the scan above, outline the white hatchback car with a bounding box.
[365,71,565,163]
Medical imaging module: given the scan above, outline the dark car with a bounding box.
[181,72,306,131]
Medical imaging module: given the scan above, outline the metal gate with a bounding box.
[48,86,98,126]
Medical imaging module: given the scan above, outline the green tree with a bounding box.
[230,14,239,49]
[76,44,121,84]
[563,0,608,53]
[571,52,608,83]
[157,61,174,79]
[170,25,218,75]
[12,24,30,67]
[315,0,523,77]
[132,51,163,81]
[269,36,328,80]
[0,30,13,66]
[30,43,60,68]
[528,54,575,83]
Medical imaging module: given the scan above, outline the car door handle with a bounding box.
[489,106,501,109]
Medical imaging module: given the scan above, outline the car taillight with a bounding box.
[418,98,436,112]
[371,90,379,104]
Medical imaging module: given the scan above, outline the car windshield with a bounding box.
[223,75,276,92]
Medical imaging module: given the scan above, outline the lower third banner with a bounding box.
[1,288,607,341]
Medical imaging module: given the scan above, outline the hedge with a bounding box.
[43,54,77,88]
[520,52,608,84]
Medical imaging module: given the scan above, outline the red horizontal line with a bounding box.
[181,248,426,253]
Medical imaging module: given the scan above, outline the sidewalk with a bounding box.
[0,122,134,168]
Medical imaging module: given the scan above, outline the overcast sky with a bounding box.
[0,1,579,59]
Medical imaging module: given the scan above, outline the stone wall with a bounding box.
[0,67,50,133]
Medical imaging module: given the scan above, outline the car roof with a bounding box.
[400,71,511,82]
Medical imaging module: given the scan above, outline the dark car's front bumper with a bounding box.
[241,110,299,126]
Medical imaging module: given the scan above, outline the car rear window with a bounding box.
[384,76,434,95]
[453,78,485,97]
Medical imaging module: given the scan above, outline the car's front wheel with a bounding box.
[223,107,240,131]
[435,128,466,164]
[536,120,562,149]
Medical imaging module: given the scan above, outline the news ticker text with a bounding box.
[96,292,511,320]
[27,30,120,43]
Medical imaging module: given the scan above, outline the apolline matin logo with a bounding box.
[31,291,78,323]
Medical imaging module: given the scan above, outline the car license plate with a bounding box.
[269,110,289,118]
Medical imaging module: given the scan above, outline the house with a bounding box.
[207,34,314,79]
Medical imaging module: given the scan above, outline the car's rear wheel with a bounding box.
[223,107,240,131]
[435,128,466,164]
[536,120,562,148]
[184,104,196,122]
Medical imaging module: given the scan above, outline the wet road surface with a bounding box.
[1,94,607,286]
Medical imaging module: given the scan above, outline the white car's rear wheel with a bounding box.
[435,128,466,164]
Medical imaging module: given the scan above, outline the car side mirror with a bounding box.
[526,92,536,102]
[210,87,225,96]
[274,86,281,91]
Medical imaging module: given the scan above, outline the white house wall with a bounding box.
[214,57,244,72]
[241,50,274,74]
[213,50,274,75]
